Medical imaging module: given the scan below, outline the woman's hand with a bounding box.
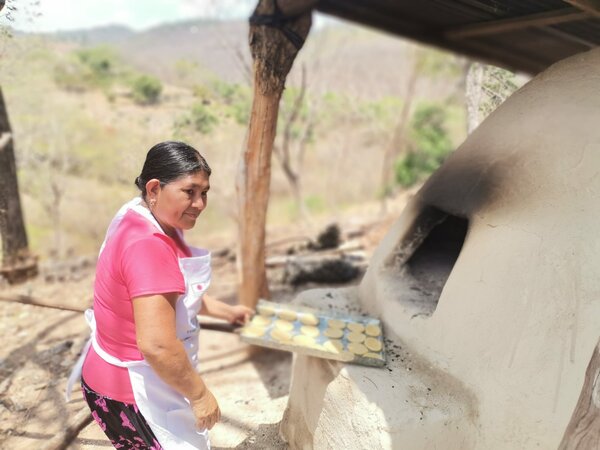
[200,294,254,325]
[226,304,254,325]
[190,388,221,430]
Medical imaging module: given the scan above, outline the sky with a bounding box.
[2,0,257,32]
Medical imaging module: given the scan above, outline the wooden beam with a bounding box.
[565,0,600,18]
[446,8,590,40]
[316,0,547,74]
[541,26,597,49]
[237,0,312,308]
[559,338,600,449]
[278,0,318,16]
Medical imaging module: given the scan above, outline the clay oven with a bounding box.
[281,48,600,449]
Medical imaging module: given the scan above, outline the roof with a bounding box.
[315,0,600,74]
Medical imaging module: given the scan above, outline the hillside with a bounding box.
[46,19,464,101]
[0,18,469,262]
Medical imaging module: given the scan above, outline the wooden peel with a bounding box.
[0,293,244,333]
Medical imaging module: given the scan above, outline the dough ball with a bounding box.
[299,313,319,326]
[270,328,292,342]
[365,324,381,337]
[347,342,368,355]
[242,326,266,338]
[324,327,344,339]
[327,319,346,329]
[257,305,275,316]
[274,320,294,332]
[347,322,365,333]
[300,325,320,337]
[251,315,272,327]
[278,309,297,321]
[339,350,355,362]
[364,337,382,352]
[347,332,366,343]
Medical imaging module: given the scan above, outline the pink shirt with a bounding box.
[82,209,189,403]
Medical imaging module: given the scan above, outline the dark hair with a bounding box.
[134,141,211,199]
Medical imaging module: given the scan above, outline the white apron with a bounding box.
[66,197,212,449]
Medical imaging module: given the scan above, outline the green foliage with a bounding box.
[54,46,121,92]
[305,195,326,214]
[130,74,163,105]
[192,83,212,101]
[228,87,252,125]
[211,79,242,105]
[479,65,519,118]
[175,102,219,135]
[191,103,218,133]
[394,103,453,187]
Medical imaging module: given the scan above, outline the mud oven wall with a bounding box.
[280,48,600,449]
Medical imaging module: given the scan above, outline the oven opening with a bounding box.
[389,209,469,317]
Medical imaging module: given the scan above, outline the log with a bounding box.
[40,407,93,450]
[236,0,312,308]
[0,293,87,312]
[559,338,600,449]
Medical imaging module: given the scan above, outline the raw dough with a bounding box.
[278,309,298,321]
[364,352,384,359]
[324,328,344,339]
[257,304,275,316]
[364,337,382,352]
[274,320,295,332]
[251,315,272,327]
[270,328,292,342]
[365,324,381,337]
[347,322,365,333]
[347,332,366,343]
[299,313,319,326]
[242,326,266,338]
[348,342,368,355]
[300,325,320,337]
[327,319,346,329]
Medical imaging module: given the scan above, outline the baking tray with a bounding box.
[239,299,386,367]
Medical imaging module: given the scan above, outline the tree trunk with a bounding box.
[466,62,485,135]
[0,87,37,283]
[236,0,312,308]
[379,53,419,214]
[559,338,600,450]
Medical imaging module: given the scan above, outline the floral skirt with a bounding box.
[81,378,163,449]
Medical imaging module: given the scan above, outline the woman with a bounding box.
[67,141,252,449]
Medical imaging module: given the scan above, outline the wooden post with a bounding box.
[236,0,313,308]
[559,338,600,449]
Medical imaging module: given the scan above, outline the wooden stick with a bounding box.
[40,408,93,450]
[0,293,87,312]
[0,293,240,332]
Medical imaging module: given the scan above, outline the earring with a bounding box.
[149,199,156,209]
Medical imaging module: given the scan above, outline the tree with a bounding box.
[272,64,316,221]
[131,74,162,105]
[236,0,314,308]
[0,87,37,282]
[466,62,520,134]
[379,45,462,212]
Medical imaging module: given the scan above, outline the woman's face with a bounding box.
[148,171,210,235]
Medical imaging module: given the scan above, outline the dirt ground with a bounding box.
[0,195,409,450]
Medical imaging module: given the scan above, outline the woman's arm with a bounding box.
[132,293,220,430]
[199,293,253,325]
